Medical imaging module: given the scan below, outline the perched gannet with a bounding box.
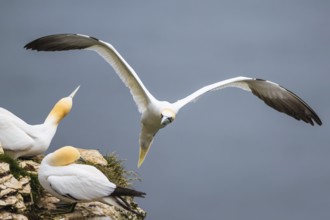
[25,34,322,167]
[38,146,146,215]
[2,86,79,159]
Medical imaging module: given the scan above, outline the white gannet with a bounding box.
[38,146,146,215]
[25,34,322,167]
[1,86,80,159]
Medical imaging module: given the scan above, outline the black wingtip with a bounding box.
[250,78,322,127]
[314,117,322,126]
[24,40,35,50]
[24,34,100,52]
[308,113,322,126]
[112,186,146,198]
[282,87,323,127]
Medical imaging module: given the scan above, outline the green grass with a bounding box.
[0,154,43,207]
[0,154,29,178]
[85,152,140,187]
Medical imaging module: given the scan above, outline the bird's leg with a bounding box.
[69,202,77,212]
[51,202,77,214]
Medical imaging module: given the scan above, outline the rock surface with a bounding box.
[0,148,146,220]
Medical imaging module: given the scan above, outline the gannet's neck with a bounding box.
[45,97,72,125]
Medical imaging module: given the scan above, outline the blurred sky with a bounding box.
[0,1,329,219]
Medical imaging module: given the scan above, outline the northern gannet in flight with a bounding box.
[25,34,322,167]
[38,146,146,215]
[2,86,80,159]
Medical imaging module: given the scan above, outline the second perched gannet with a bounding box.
[25,34,322,167]
[38,146,146,215]
[2,86,79,159]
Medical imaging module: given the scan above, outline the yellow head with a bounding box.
[48,146,81,166]
[160,108,176,127]
[46,86,79,124]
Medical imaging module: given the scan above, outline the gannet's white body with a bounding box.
[38,146,146,215]
[25,34,322,167]
[2,86,79,159]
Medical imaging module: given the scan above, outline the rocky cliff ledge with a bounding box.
[0,147,146,220]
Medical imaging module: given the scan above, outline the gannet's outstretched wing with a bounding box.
[173,76,322,126]
[25,34,155,113]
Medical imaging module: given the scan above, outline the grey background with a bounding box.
[0,1,329,219]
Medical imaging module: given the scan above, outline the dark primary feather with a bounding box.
[24,34,98,51]
[111,186,146,198]
[110,187,146,217]
[247,79,322,126]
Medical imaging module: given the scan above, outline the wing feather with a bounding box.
[47,164,115,201]
[0,115,33,151]
[174,76,321,126]
[25,34,155,113]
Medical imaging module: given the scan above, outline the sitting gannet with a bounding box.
[38,146,146,215]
